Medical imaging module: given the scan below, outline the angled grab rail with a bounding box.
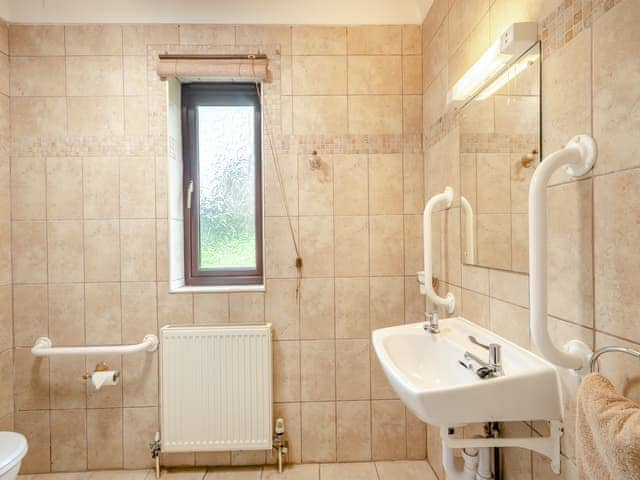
[420,186,456,313]
[32,335,159,357]
[528,134,596,375]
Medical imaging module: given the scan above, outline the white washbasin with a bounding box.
[372,317,562,427]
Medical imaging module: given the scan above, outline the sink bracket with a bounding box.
[441,420,563,474]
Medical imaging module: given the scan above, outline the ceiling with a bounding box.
[3,0,433,25]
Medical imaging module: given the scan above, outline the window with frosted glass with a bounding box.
[182,83,262,286]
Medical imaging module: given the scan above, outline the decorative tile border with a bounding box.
[460,133,539,154]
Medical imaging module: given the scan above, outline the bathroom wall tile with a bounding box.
[510,153,534,212]
[122,24,180,54]
[423,21,447,88]
[477,213,511,270]
[120,156,156,218]
[403,95,422,135]
[426,423,443,479]
[369,154,403,214]
[66,56,124,96]
[51,409,87,472]
[292,56,347,95]
[0,286,12,352]
[83,157,120,219]
[47,220,84,283]
[402,55,422,95]
[9,25,65,56]
[336,402,372,462]
[334,216,369,277]
[322,461,377,479]
[347,26,402,55]
[10,56,66,96]
[85,282,122,345]
[402,25,421,56]
[235,25,292,55]
[489,298,530,349]
[123,351,158,407]
[403,153,424,214]
[405,411,427,459]
[376,460,437,480]
[299,216,334,277]
[264,217,298,279]
[370,215,404,276]
[488,269,529,308]
[301,340,335,401]
[270,403,301,464]
[86,354,123,408]
[124,407,159,469]
[333,154,368,216]
[370,276,404,330]
[300,278,335,340]
[404,275,424,324]
[461,289,490,329]
[0,223,9,285]
[155,219,168,281]
[335,277,369,339]
[348,56,402,95]
[48,283,84,345]
[292,95,347,134]
[494,96,539,135]
[292,26,347,55]
[122,282,157,343]
[298,154,333,216]
[422,67,447,130]
[265,279,299,340]
[84,220,120,282]
[0,156,8,223]
[50,356,86,409]
[403,215,422,276]
[348,95,403,134]
[65,24,123,55]
[594,169,640,343]
[87,408,124,469]
[120,219,156,281]
[273,341,300,403]
[46,157,83,219]
[123,56,147,96]
[67,96,124,136]
[372,400,406,460]
[178,25,235,45]
[501,422,532,478]
[13,283,48,347]
[11,156,46,220]
[264,149,298,217]
[371,356,397,400]
[15,347,49,410]
[12,221,47,284]
[14,410,50,474]
[11,97,67,138]
[595,333,640,405]
[448,13,491,88]
[229,292,264,324]
[476,153,510,214]
[300,402,336,462]
[336,339,370,400]
[194,293,229,324]
[0,350,12,418]
[593,0,640,174]
[448,0,490,53]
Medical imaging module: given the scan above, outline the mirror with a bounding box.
[459,43,540,273]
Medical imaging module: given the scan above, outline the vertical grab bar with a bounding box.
[528,134,596,375]
[420,186,456,313]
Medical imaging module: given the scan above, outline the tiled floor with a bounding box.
[18,461,438,480]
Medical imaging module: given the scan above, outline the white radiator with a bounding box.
[160,324,273,452]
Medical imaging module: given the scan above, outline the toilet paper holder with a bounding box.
[82,362,120,381]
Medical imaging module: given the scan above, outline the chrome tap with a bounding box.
[461,343,503,379]
[424,312,440,334]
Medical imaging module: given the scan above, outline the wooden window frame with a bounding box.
[181,82,263,286]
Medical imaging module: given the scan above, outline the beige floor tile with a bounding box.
[320,462,378,480]
[262,464,319,480]
[375,460,437,480]
[154,469,207,480]
[204,466,262,479]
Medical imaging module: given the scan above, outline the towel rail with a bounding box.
[590,346,640,373]
[31,335,159,357]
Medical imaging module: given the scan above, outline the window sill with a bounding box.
[169,284,265,294]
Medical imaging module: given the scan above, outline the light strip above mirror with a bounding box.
[447,22,538,107]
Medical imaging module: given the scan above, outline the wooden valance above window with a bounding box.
[156,53,268,81]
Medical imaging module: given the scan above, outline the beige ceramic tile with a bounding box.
[48,283,84,345]
[193,293,229,324]
[235,26,292,55]
[348,56,402,95]
[0,286,11,352]
[335,277,369,339]
[124,407,159,469]
[65,24,123,55]
[120,219,156,281]
[13,284,48,347]
[50,409,87,472]
[323,460,376,478]
[403,153,424,214]
[403,95,422,135]
[229,292,264,323]
[488,269,529,308]
[10,56,66,96]
[264,217,299,279]
[333,154,368,215]
[369,154,403,214]
[298,154,333,215]
[461,289,490,328]
[292,26,347,55]
[47,220,84,283]
[123,56,147,96]
[86,353,123,409]
[404,275,424,324]
[263,464,319,480]
[123,351,158,407]
[489,298,530,349]
[293,96,347,134]
[122,282,157,342]
[14,410,50,474]
[84,220,120,282]
[265,279,299,339]
[336,339,370,400]
[122,24,180,55]
[423,21,448,88]
[46,157,83,219]
[448,0,490,52]
[85,282,122,345]
[300,340,335,401]
[299,216,334,277]
[0,350,11,418]
[270,403,301,463]
[402,25,421,55]
[370,276,404,330]
[11,97,66,138]
[300,277,334,339]
[476,153,510,214]
[300,402,336,462]
[335,403,372,463]
[67,97,124,136]
[66,56,124,96]
[120,156,155,218]
[9,25,65,55]
[292,56,347,95]
[405,411,427,459]
[272,341,300,403]
[334,216,369,277]
[593,1,640,174]
[403,215,422,276]
[14,347,49,410]
[11,156,45,220]
[372,400,406,460]
[403,55,422,95]
[87,408,124,469]
[12,221,47,284]
[50,356,86,410]
[376,460,438,480]
[179,25,235,45]
[476,214,511,270]
[348,95,402,134]
[347,26,402,55]
[369,215,404,276]
[83,157,120,218]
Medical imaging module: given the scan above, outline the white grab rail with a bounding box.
[32,334,159,357]
[420,186,456,313]
[528,134,596,375]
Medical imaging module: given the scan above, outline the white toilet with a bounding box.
[0,433,27,480]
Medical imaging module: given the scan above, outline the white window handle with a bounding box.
[186,180,194,209]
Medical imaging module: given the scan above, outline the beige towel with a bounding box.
[576,373,640,480]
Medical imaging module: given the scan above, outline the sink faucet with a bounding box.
[461,343,503,379]
[424,312,440,334]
